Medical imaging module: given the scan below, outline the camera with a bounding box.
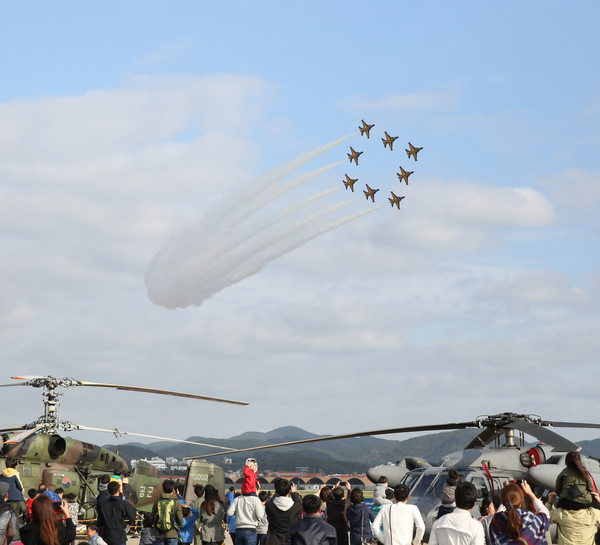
[53,501,63,511]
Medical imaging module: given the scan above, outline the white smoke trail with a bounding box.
[146,135,376,309]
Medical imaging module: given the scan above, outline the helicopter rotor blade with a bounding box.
[4,424,48,444]
[464,427,502,450]
[76,381,248,406]
[549,421,600,430]
[505,421,580,452]
[185,420,481,460]
[74,425,233,450]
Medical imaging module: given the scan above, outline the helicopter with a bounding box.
[0,375,247,516]
[184,412,600,536]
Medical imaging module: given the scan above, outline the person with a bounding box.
[227,493,239,545]
[190,485,205,545]
[478,497,496,545]
[0,482,18,545]
[242,460,258,496]
[140,514,157,545]
[436,470,460,520]
[429,482,484,545]
[489,481,549,545]
[257,491,269,543]
[373,477,393,507]
[326,483,351,545]
[37,485,60,503]
[264,479,302,545]
[179,504,199,545]
[555,452,598,510]
[26,489,38,521]
[87,523,108,545]
[64,493,82,526]
[152,480,184,545]
[286,494,337,545]
[318,487,333,519]
[97,480,138,545]
[346,488,375,545]
[227,486,265,545]
[545,490,600,545]
[199,484,225,545]
[20,494,76,545]
[226,488,236,506]
[97,475,111,505]
[372,484,425,545]
[0,458,28,526]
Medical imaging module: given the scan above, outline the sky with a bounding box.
[1,1,599,454]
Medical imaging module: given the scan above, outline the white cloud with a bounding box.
[1,74,598,446]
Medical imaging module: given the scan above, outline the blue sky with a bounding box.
[1,1,599,451]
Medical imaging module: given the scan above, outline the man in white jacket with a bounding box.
[227,492,266,545]
[372,484,425,545]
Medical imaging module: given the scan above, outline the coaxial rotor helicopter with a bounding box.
[185,412,600,536]
[0,375,248,515]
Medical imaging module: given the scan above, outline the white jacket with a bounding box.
[372,502,425,545]
[227,495,265,530]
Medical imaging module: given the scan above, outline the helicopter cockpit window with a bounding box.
[401,469,425,492]
[411,474,436,498]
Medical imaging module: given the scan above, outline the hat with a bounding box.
[204,484,218,499]
[0,482,9,498]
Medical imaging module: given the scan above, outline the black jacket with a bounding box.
[20,518,76,545]
[286,515,337,545]
[264,493,302,545]
[97,495,137,545]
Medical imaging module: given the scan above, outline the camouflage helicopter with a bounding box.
[184,412,600,536]
[0,375,247,516]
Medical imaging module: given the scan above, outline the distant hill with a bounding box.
[105,426,480,473]
[578,438,600,459]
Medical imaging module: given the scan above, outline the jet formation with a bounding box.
[342,120,423,209]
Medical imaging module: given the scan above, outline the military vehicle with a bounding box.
[185,412,600,536]
[0,375,246,516]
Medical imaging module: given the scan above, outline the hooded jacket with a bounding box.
[227,495,265,531]
[264,495,302,545]
[0,469,24,501]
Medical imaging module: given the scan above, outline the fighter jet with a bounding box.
[396,166,414,185]
[359,120,375,138]
[363,184,379,202]
[347,147,363,165]
[406,142,423,161]
[343,174,358,192]
[382,132,399,150]
[389,192,405,209]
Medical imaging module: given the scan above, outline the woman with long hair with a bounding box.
[490,481,549,545]
[199,484,225,545]
[20,494,76,545]
[346,488,375,545]
[555,451,598,509]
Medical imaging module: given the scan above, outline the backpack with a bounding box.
[156,498,179,533]
[0,510,15,545]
